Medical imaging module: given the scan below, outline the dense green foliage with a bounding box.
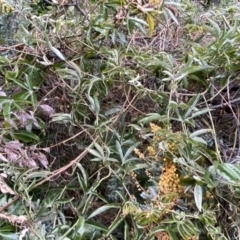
[0,0,240,239]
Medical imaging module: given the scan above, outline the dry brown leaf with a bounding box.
[0,176,16,195]
[20,149,38,168]
[14,110,40,130]
[33,152,48,168]
[0,212,28,227]
[7,119,18,130]
[38,104,55,116]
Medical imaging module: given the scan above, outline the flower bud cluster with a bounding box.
[147,145,156,156]
[167,141,177,155]
[0,0,14,13]
[150,122,161,133]
[159,157,184,196]
[129,171,142,192]
[134,148,145,159]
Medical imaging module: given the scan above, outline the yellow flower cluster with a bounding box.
[147,145,156,156]
[129,171,142,192]
[150,122,161,133]
[159,157,184,196]
[134,148,145,159]
[168,141,177,155]
[0,0,14,13]
[205,190,213,199]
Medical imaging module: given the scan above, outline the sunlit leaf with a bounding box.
[194,184,203,212]
[87,203,121,219]
[146,13,154,37]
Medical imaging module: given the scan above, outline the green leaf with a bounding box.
[77,173,88,193]
[166,227,178,240]
[164,6,179,25]
[0,233,18,240]
[106,216,124,236]
[127,18,134,34]
[145,226,166,240]
[116,140,124,164]
[184,95,200,119]
[76,163,88,186]
[76,215,85,236]
[25,171,51,180]
[124,143,139,162]
[207,18,221,39]
[139,113,161,123]
[188,108,211,119]
[194,184,203,212]
[87,203,121,219]
[105,106,121,116]
[13,130,40,143]
[94,142,104,158]
[124,221,130,240]
[217,163,240,183]
[87,148,103,159]
[50,113,72,124]
[49,46,66,61]
[190,129,212,137]
[85,220,108,232]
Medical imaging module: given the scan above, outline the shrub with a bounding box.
[0,0,240,239]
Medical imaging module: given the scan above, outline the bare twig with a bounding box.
[0,195,21,213]
[32,136,98,189]
[209,97,240,110]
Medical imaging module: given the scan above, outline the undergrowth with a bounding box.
[0,0,240,239]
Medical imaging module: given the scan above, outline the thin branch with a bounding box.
[32,136,98,189]
[209,98,240,110]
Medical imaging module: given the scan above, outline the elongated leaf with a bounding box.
[217,163,240,183]
[194,184,202,212]
[207,18,221,39]
[87,203,121,219]
[94,142,104,159]
[146,226,166,236]
[85,220,108,232]
[190,129,212,137]
[177,224,189,240]
[124,221,130,240]
[106,216,124,236]
[146,13,154,37]
[188,108,211,119]
[76,215,85,235]
[167,228,178,240]
[164,6,179,25]
[128,17,148,26]
[127,18,134,34]
[0,233,18,240]
[124,143,139,163]
[184,95,200,119]
[13,130,40,143]
[181,220,198,236]
[116,140,124,164]
[50,113,72,124]
[139,113,161,123]
[49,46,66,61]
[68,60,82,79]
[87,149,103,159]
[77,173,88,193]
[105,106,121,116]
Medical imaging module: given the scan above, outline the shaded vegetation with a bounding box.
[0,0,240,239]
